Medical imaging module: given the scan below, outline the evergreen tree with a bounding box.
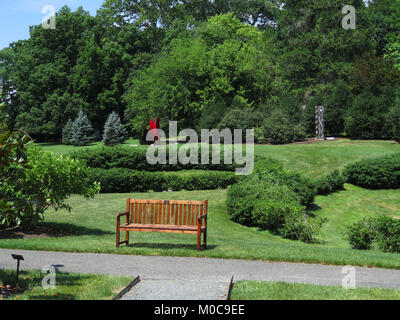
[102,112,128,146]
[71,110,94,146]
[62,119,74,145]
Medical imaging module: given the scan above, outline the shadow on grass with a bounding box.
[127,242,216,251]
[1,269,102,300]
[0,222,113,240]
[307,204,322,218]
[44,222,114,236]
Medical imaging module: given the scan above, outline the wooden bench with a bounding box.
[116,199,208,251]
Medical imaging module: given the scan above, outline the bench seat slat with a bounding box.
[120,223,206,232]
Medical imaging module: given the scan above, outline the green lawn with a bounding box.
[2,139,397,269]
[39,139,400,179]
[230,281,400,300]
[0,187,399,269]
[38,138,147,154]
[0,269,132,300]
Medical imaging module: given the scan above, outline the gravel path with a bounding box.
[121,279,231,300]
[1,249,399,299]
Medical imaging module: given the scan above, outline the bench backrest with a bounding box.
[126,199,208,226]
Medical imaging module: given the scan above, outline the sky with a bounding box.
[0,0,104,49]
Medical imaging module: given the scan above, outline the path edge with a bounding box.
[113,276,141,300]
[226,275,234,300]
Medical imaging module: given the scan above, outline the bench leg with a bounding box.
[116,226,120,248]
[203,229,207,249]
[125,230,130,246]
[197,228,201,251]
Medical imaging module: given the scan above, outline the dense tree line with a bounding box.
[1,0,400,142]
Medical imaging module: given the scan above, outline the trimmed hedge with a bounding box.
[71,147,240,172]
[88,168,238,193]
[343,153,400,189]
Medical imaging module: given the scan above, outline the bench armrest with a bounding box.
[117,212,130,226]
[197,214,208,226]
[117,212,129,218]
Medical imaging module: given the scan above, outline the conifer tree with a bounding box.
[62,119,74,145]
[102,112,128,146]
[70,110,94,146]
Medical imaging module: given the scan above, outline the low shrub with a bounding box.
[88,168,238,193]
[346,217,377,250]
[346,216,400,253]
[251,159,317,206]
[227,158,321,242]
[375,216,400,253]
[343,154,400,189]
[314,170,345,195]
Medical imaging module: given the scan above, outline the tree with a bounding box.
[70,110,95,146]
[102,111,129,146]
[62,119,75,145]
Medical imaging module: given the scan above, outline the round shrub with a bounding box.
[375,216,400,253]
[343,153,400,189]
[227,158,322,243]
[346,218,377,250]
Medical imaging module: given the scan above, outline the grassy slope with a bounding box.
[0,188,399,269]
[230,281,400,300]
[40,139,400,178]
[5,139,396,268]
[0,269,132,300]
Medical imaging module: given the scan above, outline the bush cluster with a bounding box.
[88,168,238,193]
[314,170,345,195]
[346,216,400,253]
[343,153,400,189]
[262,109,307,145]
[226,158,323,243]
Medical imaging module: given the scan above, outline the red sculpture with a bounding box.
[149,117,160,142]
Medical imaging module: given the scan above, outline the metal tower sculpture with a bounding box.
[315,106,325,140]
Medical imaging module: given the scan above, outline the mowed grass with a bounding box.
[0,269,132,300]
[38,138,147,155]
[230,281,400,300]
[0,188,399,269]
[3,139,397,268]
[39,139,400,178]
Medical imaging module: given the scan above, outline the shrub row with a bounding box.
[88,168,238,193]
[226,158,324,243]
[343,153,400,189]
[346,216,400,253]
[71,147,242,172]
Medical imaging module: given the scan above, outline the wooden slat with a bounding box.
[167,204,171,225]
[134,202,138,224]
[130,202,134,223]
[183,204,187,225]
[179,204,183,225]
[162,203,166,224]
[174,204,179,225]
[191,205,195,226]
